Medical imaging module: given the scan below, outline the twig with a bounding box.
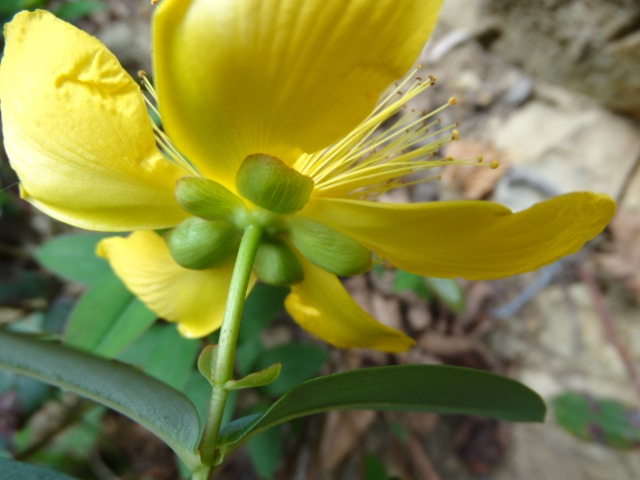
[490,260,565,320]
[14,399,95,461]
[578,266,640,400]
[405,433,443,480]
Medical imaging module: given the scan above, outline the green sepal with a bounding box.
[225,363,282,391]
[197,344,218,385]
[236,154,314,214]
[175,176,245,220]
[288,217,371,276]
[166,217,241,270]
[253,239,304,286]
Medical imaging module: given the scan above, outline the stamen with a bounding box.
[138,71,199,176]
[294,70,496,199]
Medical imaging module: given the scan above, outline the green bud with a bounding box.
[236,154,314,214]
[253,238,304,286]
[175,176,245,220]
[166,217,241,270]
[288,217,371,276]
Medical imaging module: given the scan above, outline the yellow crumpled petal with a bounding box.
[97,231,245,338]
[300,192,615,280]
[0,11,187,231]
[285,257,414,352]
[153,0,442,188]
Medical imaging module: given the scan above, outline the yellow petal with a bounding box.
[153,0,442,188]
[300,193,615,280]
[285,257,414,352]
[97,231,241,338]
[0,11,187,231]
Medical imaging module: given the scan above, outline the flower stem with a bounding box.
[198,223,263,472]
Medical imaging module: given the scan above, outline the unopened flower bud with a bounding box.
[253,238,304,286]
[166,217,240,270]
[288,217,371,276]
[236,154,314,214]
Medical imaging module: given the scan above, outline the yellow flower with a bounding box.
[0,1,614,352]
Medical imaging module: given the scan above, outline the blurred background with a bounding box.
[1,0,639,479]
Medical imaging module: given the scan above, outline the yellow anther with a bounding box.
[428,75,436,86]
[448,96,457,106]
[451,129,460,141]
[490,160,500,169]
[137,70,147,79]
[477,156,484,163]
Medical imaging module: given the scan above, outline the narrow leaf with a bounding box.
[553,392,640,450]
[424,277,465,313]
[0,457,79,480]
[0,331,201,467]
[247,425,283,478]
[255,343,327,396]
[119,325,200,390]
[225,363,281,391]
[198,344,218,385]
[35,233,113,286]
[219,365,545,450]
[64,271,156,357]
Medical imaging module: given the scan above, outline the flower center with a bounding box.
[293,69,498,199]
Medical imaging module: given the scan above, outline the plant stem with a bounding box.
[198,223,263,473]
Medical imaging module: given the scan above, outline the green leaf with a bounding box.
[197,344,218,385]
[423,277,465,314]
[236,337,265,377]
[553,392,640,450]
[255,343,327,396]
[64,271,156,357]
[219,365,545,451]
[50,0,106,23]
[35,233,113,286]
[238,284,288,342]
[363,454,388,480]
[225,363,282,391]
[0,457,79,480]
[392,270,430,300]
[247,425,283,479]
[0,0,46,16]
[119,325,200,390]
[0,331,201,467]
[14,406,104,468]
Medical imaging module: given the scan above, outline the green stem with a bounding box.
[198,224,263,473]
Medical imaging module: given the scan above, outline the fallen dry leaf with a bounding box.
[441,140,509,199]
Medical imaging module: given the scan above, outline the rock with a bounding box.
[492,98,640,209]
[482,0,640,115]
